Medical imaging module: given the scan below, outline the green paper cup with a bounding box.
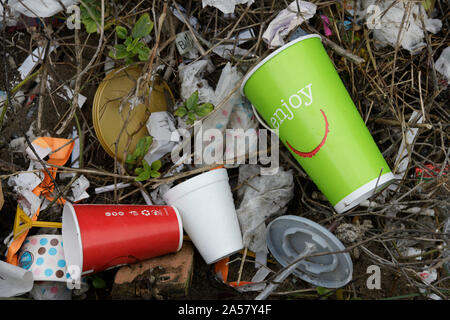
[241,34,395,213]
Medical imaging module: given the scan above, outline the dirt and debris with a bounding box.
[0,0,449,301]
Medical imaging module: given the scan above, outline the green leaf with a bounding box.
[124,37,133,47]
[196,103,214,117]
[316,286,332,297]
[134,167,144,175]
[127,37,140,52]
[186,91,198,111]
[142,159,151,172]
[135,136,153,157]
[125,153,136,164]
[131,13,154,39]
[150,170,161,178]
[135,170,151,182]
[187,111,197,122]
[109,44,128,60]
[125,56,134,65]
[137,45,150,61]
[91,276,106,289]
[173,106,187,118]
[151,160,162,171]
[80,1,101,20]
[116,26,128,39]
[83,18,98,33]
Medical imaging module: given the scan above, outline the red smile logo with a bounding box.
[286,109,329,158]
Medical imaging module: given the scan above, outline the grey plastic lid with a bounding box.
[267,215,353,288]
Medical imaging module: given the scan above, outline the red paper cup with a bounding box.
[62,202,183,276]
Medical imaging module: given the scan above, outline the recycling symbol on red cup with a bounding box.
[141,210,151,216]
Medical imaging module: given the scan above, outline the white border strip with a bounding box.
[334,172,396,213]
[240,34,322,95]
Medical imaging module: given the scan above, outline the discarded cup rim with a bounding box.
[333,172,395,213]
[240,34,322,96]
[266,215,353,288]
[163,168,229,204]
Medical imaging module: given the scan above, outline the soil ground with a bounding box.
[0,0,448,302]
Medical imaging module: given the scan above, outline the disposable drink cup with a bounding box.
[18,235,68,282]
[163,168,243,264]
[62,203,183,276]
[241,34,395,213]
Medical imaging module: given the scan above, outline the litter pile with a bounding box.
[0,0,448,301]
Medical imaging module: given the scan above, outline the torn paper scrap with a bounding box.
[0,4,20,27]
[26,142,52,162]
[178,59,216,103]
[18,45,59,80]
[18,190,42,219]
[70,126,80,168]
[435,46,450,81]
[150,183,173,205]
[262,1,317,48]
[402,247,422,261]
[144,111,180,165]
[104,57,115,76]
[46,77,87,108]
[9,0,79,18]
[231,28,256,45]
[7,161,43,219]
[212,45,251,60]
[362,0,442,54]
[8,167,44,195]
[0,260,34,297]
[170,4,200,30]
[68,175,90,202]
[418,267,442,300]
[202,0,254,15]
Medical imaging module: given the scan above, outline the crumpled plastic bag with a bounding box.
[235,165,294,253]
[178,59,216,105]
[9,0,79,18]
[0,260,34,297]
[361,0,442,54]
[262,1,317,48]
[202,0,254,15]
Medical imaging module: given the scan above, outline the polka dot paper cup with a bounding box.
[18,235,68,282]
